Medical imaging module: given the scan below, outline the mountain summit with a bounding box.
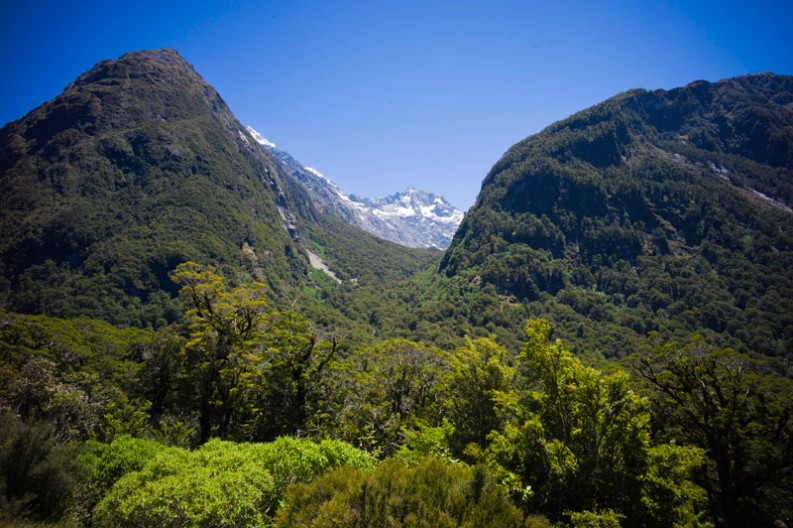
[247,126,464,249]
[0,49,314,325]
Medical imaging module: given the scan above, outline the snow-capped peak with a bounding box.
[245,125,276,148]
[244,124,464,248]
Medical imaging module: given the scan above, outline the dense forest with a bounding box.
[1,50,792,527]
[2,267,791,526]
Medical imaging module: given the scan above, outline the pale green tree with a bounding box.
[171,262,268,442]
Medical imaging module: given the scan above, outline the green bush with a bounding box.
[90,436,373,527]
[0,413,81,522]
[92,439,275,528]
[565,509,624,528]
[251,436,375,512]
[77,435,172,523]
[276,456,525,527]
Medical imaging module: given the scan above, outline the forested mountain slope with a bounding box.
[0,49,317,327]
[439,73,793,358]
[0,49,437,330]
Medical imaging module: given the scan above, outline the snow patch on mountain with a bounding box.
[245,125,276,148]
[305,166,326,180]
[247,126,464,249]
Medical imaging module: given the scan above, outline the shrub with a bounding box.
[91,436,373,527]
[0,413,81,522]
[276,456,525,527]
[92,439,275,528]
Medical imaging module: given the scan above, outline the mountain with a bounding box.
[0,49,442,329]
[247,127,464,249]
[437,73,793,358]
[5,49,790,361]
[0,49,319,327]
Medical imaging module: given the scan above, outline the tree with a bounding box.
[488,320,708,526]
[628,338,793,528]
[324,339,450,455]
[445,336,516,456]
[639,443,710,528]
[253,309,339,439]
[171,262,268,442]
[0,413,82,523]
[172,262,341,442]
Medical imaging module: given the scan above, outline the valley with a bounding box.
[1,49,791,528]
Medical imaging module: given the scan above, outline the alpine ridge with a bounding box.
[247,126,464,249]
[438,73,793,358]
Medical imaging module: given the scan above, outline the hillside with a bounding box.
[437,73,793,358]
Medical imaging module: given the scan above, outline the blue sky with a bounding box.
[1,1,792,210]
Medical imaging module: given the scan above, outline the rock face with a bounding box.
[439,73,793,357]
[0,49,314,325]
[247,127,464,249]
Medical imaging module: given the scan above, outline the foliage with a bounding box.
[253,310,339,440]
[0,413,82,523]
[247,436,375,509]
[487,320,709,526]
[0,50,307,327]
[275,457,525,528]
[639,444,711,528]
[172,262,269,442]
[2,60,792,528]
[76,435,171,524]
[92,439,276,528]
[445,336,516,455]
[436,74,793,360]
[321,338,451,456]
[395,418,455,462]
[91,436,373,528]
[564,509,624,528]
[628,339,793,528]
[172,262,344,442]
[304,218,441,288]
[487,320,651,519]
[0,311,154,442]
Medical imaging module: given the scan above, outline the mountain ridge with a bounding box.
[0,49,318,325]
[0,49,444,330]
[247,126,464,249]
[436,72,793,358]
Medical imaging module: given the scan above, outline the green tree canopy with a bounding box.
[171,262,268,442]
[487,320,708,526]
[628,339,793,528]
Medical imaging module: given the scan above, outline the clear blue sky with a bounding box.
[2,0,792,209]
